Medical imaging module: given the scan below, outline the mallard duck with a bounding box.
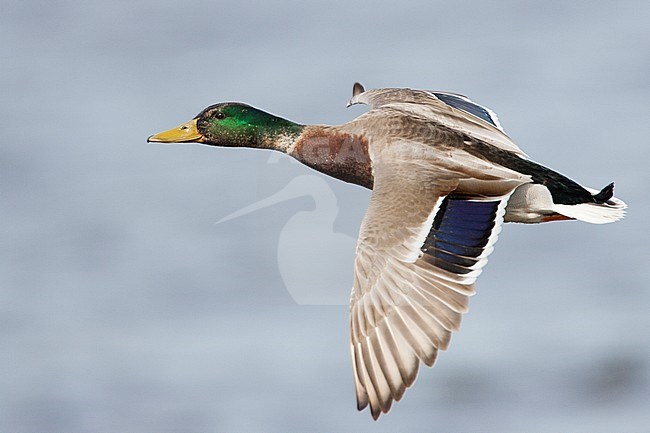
[148,83,626,419]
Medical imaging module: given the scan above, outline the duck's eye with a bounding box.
[215,112,226,120]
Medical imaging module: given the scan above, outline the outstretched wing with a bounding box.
[349,160,515,419]
[347,85,526,157]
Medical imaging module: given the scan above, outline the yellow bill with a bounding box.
[148,119,204,143]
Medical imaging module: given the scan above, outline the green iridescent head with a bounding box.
[148,102,303,150]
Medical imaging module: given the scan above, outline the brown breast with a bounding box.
[290,126,373,189]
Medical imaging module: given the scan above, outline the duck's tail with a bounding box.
[505,182,627,224]
[552,183,627,224]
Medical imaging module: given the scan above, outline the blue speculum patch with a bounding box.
[433,93,497,127]
[422,198,500,274]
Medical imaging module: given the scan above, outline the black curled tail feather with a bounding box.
[592,182,615,204]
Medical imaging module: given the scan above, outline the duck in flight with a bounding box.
[148,83,626,419]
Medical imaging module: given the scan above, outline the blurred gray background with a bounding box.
[1,0,649,431]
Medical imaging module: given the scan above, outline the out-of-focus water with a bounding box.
[1,1,649,431]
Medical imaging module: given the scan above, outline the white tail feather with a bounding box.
[553,187,627,224]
